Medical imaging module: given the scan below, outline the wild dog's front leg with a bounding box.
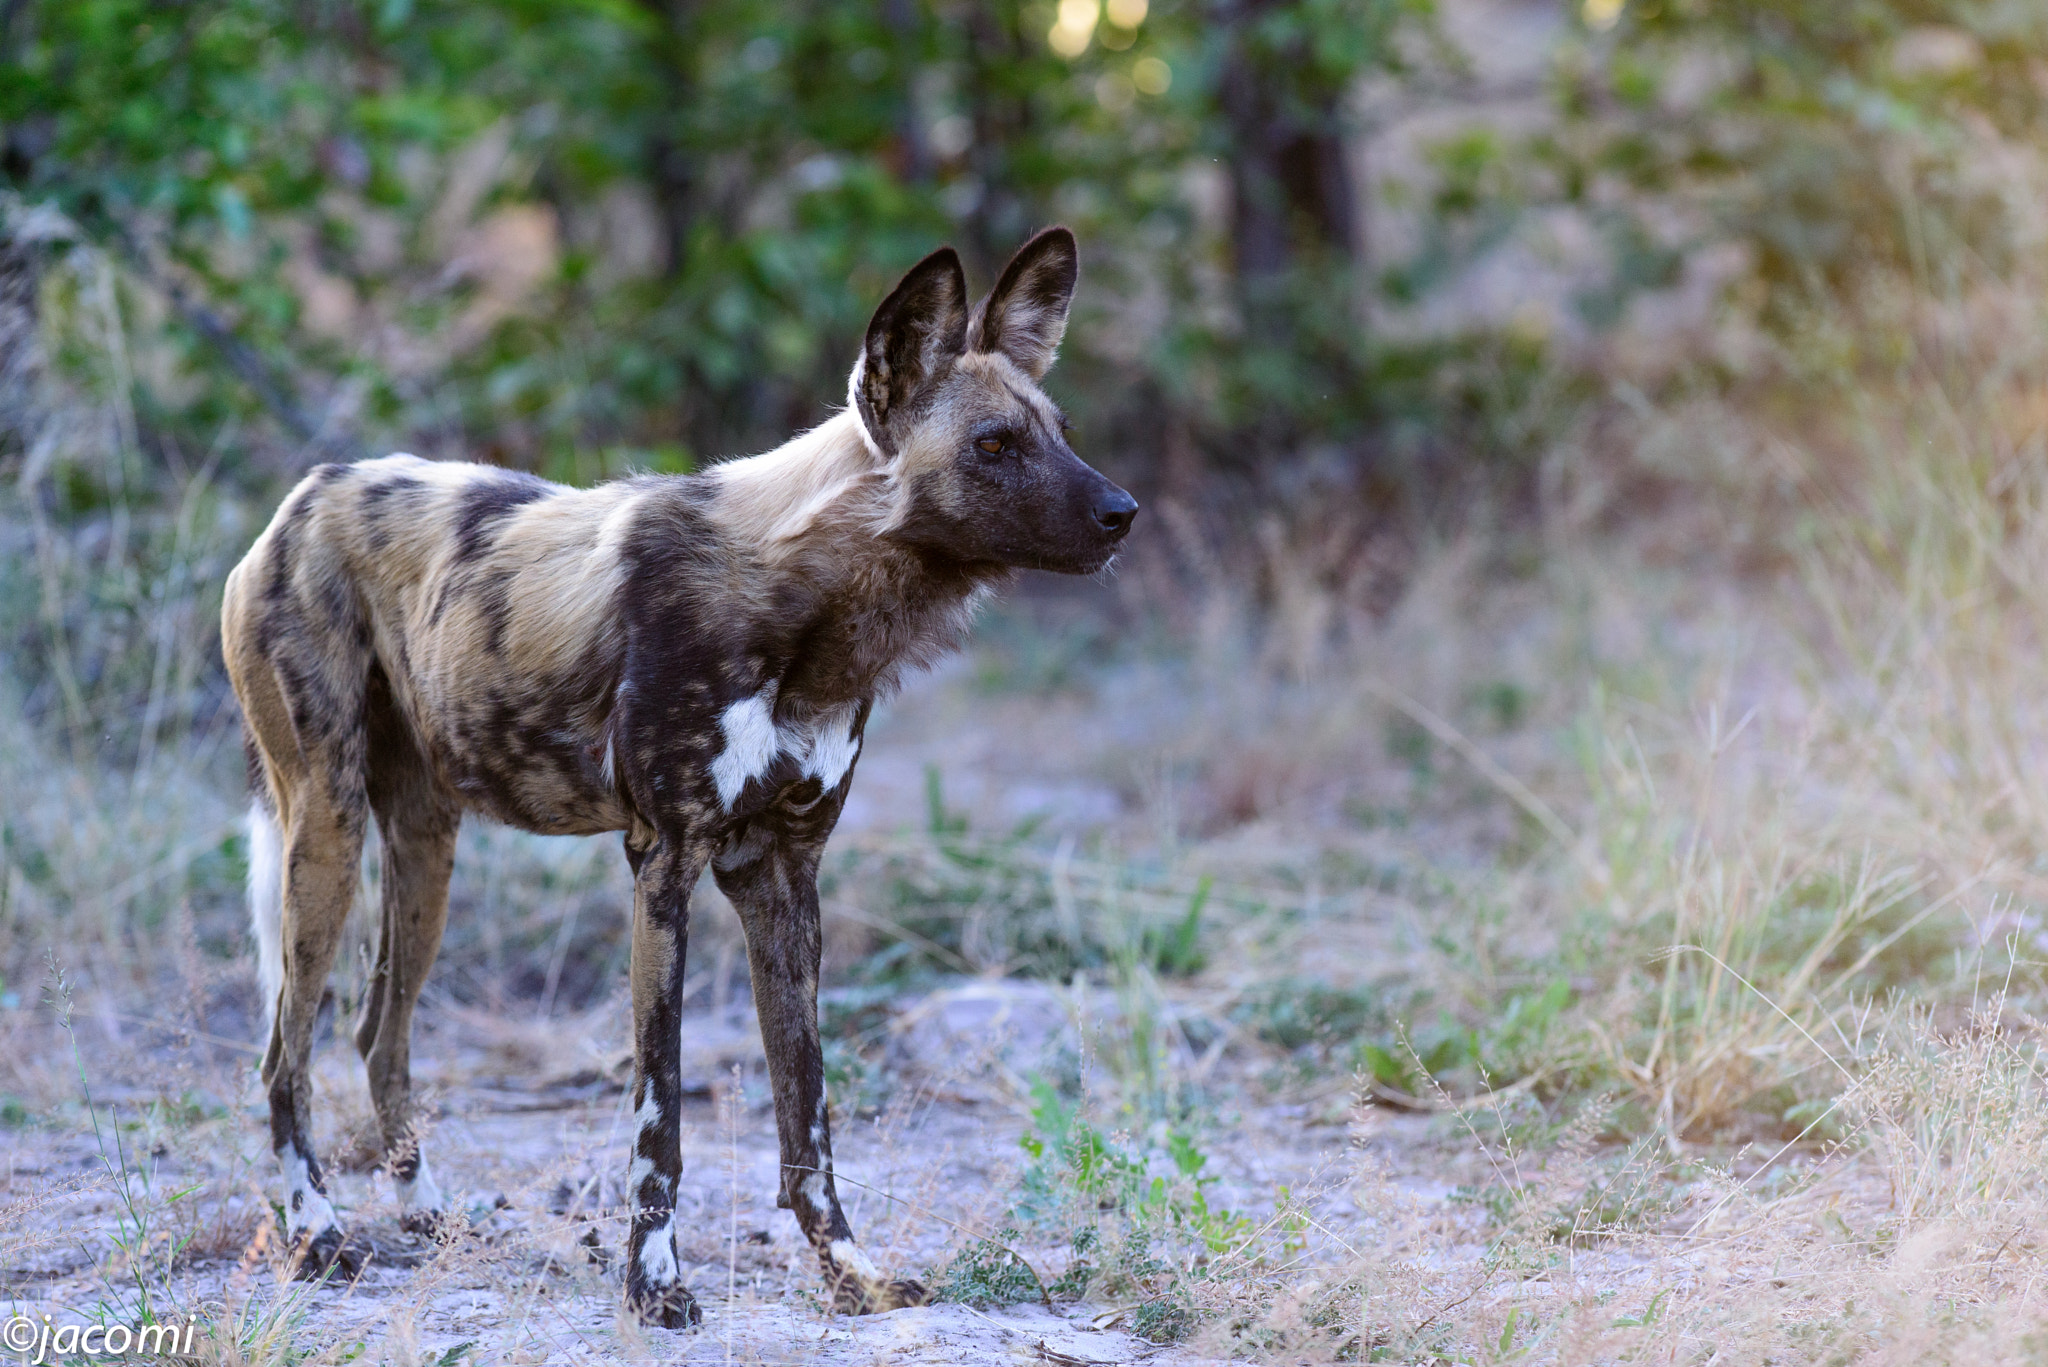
[716,826,927,1315]
[623,833,710,1329]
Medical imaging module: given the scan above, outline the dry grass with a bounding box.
[14,234,2048,1362]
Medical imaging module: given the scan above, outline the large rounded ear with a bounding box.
[852,246,969,454]
[966,226,1078,380]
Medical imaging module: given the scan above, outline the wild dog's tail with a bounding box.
[245,734,285,1038]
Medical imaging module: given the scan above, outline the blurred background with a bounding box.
[8,0,2048,1359]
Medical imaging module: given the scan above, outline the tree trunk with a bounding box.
[960,5,1036,282]
[1215,0,1360,290]
[0,206,47,464]
[641,0,701,280]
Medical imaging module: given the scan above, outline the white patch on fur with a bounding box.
[845,365,891,461]
[801,1171,829,1208]
[639,1217,679,1285]
[629,1090,665,1193]
[279,1149,337,1239]
[248,801,284,1035]
[711,684,781,809]
[829,1238,883,1281]
[604,680,632,791]
[359,451,469,490]
[711,689,862,812]
[395,1158,444,1216]
[795,702,861,791]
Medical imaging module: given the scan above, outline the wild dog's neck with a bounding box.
[707,411,889,551]
[706,411,1005,704]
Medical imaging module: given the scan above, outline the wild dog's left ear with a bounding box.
[967,226,1078,380]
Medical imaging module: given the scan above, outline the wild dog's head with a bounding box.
[851,227,1137,575]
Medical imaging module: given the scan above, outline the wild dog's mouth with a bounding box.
[1078,546,1124,575]
[1017,546,1123,576]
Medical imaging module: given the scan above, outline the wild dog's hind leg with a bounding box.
[228,470,380,1278]
[256,756,370,1279]
[623,831,712,1329]
[714,820,927,1315]
[357,668,460,1234]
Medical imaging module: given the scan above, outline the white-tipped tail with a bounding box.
[249,799,285,1035]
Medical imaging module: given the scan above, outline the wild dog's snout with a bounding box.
[1092,486,1137,539]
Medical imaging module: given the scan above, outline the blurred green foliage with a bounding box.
[4,0,2043,512]
[1,0,1443,487]
[1546,0,2048,335]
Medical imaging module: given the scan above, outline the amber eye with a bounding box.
[975,437,1005,455]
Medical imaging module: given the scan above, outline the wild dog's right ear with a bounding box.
[852,246,969,455]
[966,226,1078,380]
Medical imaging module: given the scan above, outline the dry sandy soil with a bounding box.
[0,633,1482,1365]
[0,603,1919,1365]
[0,975,1478,1365]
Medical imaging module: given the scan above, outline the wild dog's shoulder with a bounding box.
[611,475,729,586]
[610,478,764,672]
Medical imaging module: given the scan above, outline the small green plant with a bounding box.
[1020,1082,1253,1251]
[1236,979,1384,1054]
[996,1077,1255,1341]
[928,1228,1048,1308]
[1048,1224,1101,1300]
[1141,875,1210,978]
[45,954,202,1330]
[1357,979,1575,1098]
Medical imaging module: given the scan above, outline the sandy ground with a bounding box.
[0,970,1481,1365]
[0,617,1716,1363]
[0,561,2007,1364]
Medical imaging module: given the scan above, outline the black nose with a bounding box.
[1093,489,1138,539]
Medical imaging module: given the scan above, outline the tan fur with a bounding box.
[710,411,894,555]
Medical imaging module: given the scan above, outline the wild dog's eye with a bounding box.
[975,437,1005,455]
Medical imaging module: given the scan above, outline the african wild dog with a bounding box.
[221,227,1135,1326]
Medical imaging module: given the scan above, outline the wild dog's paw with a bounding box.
[398,1207,456,1238]
[625,1218,699,1328]
[852,1277,928,1314]
[399,1193,505,1239]
[290,1225,364,1281]
[828,1271,929,1315]
[823,1241,928,1314]
[625,1277,703,1330]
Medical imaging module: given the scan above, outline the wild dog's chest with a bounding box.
[612,546,976,827]
[705,683,870,819]
[610,643,874,826]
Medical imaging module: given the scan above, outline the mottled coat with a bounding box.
[221,228,1135,1327]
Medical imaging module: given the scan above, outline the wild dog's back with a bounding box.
[223,454,649,835]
